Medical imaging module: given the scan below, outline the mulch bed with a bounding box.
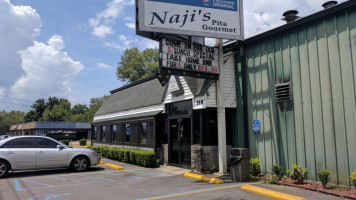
[254,174,356,199]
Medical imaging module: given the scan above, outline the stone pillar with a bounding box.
[162,144,168,166]
[191,145,202,172]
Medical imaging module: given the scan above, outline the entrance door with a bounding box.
[169,118,191,167]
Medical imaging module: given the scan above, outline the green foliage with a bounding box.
[281,175,287,182]
[41,99,71,121]
[61,140,70,145]
[79,139,87,146]
[350,169,356,189]
[272,164,283,178]
[0,110,25,135]
[287,164,308,183]
[318,169,331,188]
[263,175,279,184]
[249,157,261,176]
[116,47,159,83]
[88,146,159,168]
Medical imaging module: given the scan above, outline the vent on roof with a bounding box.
[275,82,292,102]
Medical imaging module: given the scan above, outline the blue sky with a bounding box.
[0,0,346,112]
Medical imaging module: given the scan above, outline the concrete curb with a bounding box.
[241,184,306,200]
[183,173,224,184]
[105,163,124,170]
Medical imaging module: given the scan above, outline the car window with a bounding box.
[2,138,35,148]
[36,138,59,148]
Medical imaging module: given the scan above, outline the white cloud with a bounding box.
[97,63,112,69]
[104,34,131,50]
[89,0,133,38]
[10,35,84,100]
[0,0,41,99]
[92,25,113,38]
[125,23,135,29]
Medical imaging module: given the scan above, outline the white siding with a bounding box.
[206,53,236,108]
[93,104,163,122]
[163,76,194,104]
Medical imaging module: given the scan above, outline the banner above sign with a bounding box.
[136,0,244,40]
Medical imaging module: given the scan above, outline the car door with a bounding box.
[35,138,69,168]
[1,137,37,169]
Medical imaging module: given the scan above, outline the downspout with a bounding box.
[240,45,249,148]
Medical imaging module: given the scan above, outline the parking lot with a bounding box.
[0,159,341,200]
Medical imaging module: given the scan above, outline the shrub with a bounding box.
[264,175,279,184]
[318,169,331,188]
[350,169,356,189]
[287,164,308,183]
[87,146,159,168]
[272,164,283,178]
[61,140,70,145]
[79,139,87,146]
[249,157,261,177]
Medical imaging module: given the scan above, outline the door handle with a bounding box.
[38,151,44,154]
[6,151,14,154]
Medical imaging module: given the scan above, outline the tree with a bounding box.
[71,104,88,115]
[0,111,25,135]
[116,47,159,83]
[86,95,109,121]
[41,99,71,121]
[25,98,46,122]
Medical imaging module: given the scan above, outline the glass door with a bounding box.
[169,118,191,167]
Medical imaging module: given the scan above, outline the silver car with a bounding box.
[0,136,101,178]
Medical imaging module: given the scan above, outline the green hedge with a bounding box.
[61,140,70,145]
[79,139,87,146]
[88,146,159,168]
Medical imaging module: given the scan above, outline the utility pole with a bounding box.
[217,39,227,174]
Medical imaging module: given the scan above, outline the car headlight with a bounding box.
[92,151,99,156]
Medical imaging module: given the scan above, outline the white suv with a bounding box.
[0,136,101,178]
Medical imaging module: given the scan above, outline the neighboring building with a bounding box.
[10,121,91,140]
[231,0,356,186]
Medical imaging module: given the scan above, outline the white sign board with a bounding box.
[193,95,207,110]
[137,0,244,40]
[161,38,219,75]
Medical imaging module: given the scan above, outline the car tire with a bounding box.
[0,160,9,178]
[71,156,89,172]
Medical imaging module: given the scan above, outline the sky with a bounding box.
[0,0,347,112]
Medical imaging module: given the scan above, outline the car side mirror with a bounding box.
[57,145,64,150]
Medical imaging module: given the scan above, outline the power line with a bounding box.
[0,95,34,103]
[0,100,31,107]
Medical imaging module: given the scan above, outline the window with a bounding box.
[125,124,131,143]
[139,121,154,145]
[36,138,59,148]
[2,138,35,148]
[112,125,117,142]
[102,126,106,142]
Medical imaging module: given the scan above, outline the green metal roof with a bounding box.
[94,76,166,116]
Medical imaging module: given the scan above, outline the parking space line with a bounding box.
[134,183,250,200]
[14,180,23,191]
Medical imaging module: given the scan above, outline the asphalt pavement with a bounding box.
[0,158,343,200]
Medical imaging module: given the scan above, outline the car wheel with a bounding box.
[71,156,89,172]
[0,160,9,178]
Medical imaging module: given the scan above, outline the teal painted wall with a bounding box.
[237,7,356,186]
